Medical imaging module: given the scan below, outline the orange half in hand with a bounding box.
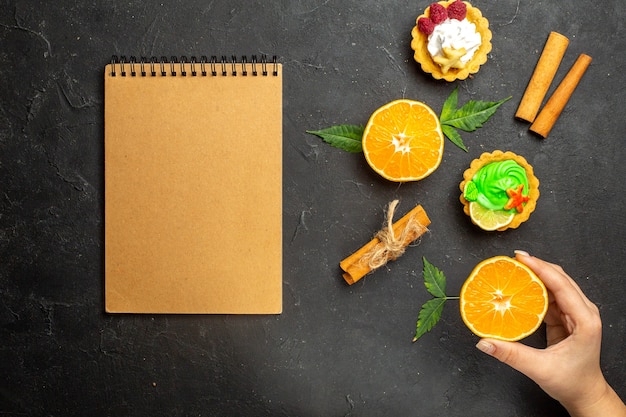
[362,99,444,182]
[460,256,548,341]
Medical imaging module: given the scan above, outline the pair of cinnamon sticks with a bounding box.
[515,32,592,138]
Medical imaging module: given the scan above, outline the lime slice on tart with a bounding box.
[469,202,514,231]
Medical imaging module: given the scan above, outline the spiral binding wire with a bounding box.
[109,55,279,77]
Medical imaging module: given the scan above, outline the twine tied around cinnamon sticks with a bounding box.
[362,200,425,269]
[340,200,430,285]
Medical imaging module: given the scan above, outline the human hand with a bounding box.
[475,251,626,417]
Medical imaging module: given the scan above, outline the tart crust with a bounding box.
[459,151,540,231]
[411,1,492,81]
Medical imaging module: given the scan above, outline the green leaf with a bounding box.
[440,95,512,132]
[422,257,446,298]
[441,124,467,152]
[439,86,459,122]
[438,88,511,151]
[413,298,446,342]
[306,125,364,153]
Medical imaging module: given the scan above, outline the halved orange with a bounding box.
[460,256,548,341]
[362,99,444,182]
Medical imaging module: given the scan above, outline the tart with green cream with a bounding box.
[460,151,540,231]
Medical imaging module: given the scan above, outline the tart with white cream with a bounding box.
[410,1,492,81]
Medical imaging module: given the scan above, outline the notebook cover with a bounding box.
[104,61,282,314]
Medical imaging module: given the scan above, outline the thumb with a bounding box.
[476,338,545,380]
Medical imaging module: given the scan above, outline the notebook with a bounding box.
[104,55,283,314]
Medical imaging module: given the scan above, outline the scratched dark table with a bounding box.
[1,1,625,416]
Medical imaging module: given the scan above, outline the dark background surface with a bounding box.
[1,0,625,416]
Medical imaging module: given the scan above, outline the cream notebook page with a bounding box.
[104,56,282,314]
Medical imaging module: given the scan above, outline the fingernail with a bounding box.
[476,340,495,355]
[514,250,530,257]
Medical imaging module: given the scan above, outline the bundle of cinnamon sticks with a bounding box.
[516,31,592,138]
[340,201,430,285]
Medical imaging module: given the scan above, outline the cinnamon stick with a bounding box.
[530,53,592,138]
[340,201,430,285]
[516,32,569,123]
